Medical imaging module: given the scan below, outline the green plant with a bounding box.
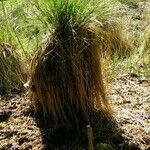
[139,25,150,77]
[0,0,26,95]
[0,0,44,58]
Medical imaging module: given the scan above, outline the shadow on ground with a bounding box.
[28,107,141,150]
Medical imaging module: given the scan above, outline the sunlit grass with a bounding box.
[0,0,44,57]
[0,43,26,95]
[0,0,27,95]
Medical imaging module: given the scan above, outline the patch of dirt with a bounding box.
[111,73,150,150]
[0,73,149,150]
[0,95,43,150]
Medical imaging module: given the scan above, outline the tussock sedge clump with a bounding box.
[0,43,25,95]
[0,1,26,95]
[29,0,131,125]
[97,20,133,58]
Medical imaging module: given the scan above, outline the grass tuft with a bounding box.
[96,20,133,58]
[0,43,26,95]
[29,0,114,125]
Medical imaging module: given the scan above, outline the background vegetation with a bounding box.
[0,0,149,92]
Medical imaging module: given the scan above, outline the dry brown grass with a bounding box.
[29,26,112,125]
[0,43,25,95]
[142,25,150,53]
[139,25,150,76]
[96,20,133,58]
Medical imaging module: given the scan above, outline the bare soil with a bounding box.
[0,73,149,150]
